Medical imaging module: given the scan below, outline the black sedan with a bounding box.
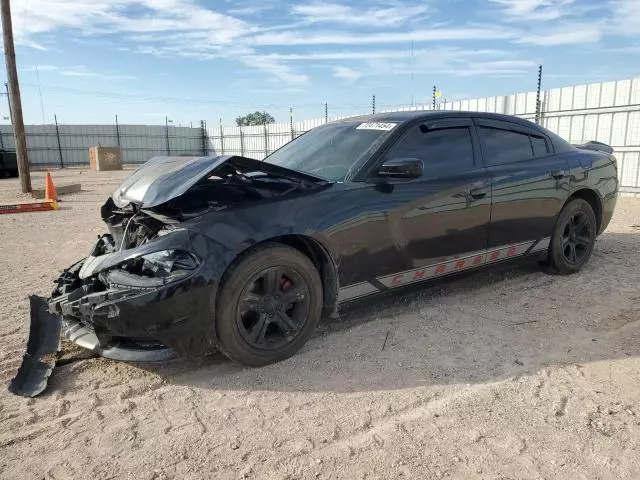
[47,111,618,367]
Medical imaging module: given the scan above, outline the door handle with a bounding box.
[468,187,487,199]
[551,170,567,179]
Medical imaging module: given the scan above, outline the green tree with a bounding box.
[235,111,276,126]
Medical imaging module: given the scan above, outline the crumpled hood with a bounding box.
[113,156,230,208]
[112,155,328,209]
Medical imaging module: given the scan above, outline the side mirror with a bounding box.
[376,157,423,180]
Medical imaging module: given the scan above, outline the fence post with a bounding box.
[432,86,437,110]
[263,123,268,159]
[115,114,121,148]
[200,120,207,156]
[324,102,328,123]
[290,107,294,141]
[165,116,170,155]
[54,114,63,168]
[240,125,245,157]
[535,64,543,124]
[219,119,225,155]
[372,95,376,114]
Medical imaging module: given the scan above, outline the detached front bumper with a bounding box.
[60,316,178,362]
[48,238,220,360]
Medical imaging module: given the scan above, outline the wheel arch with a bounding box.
[567,188,603,234]
[218,234,339,321]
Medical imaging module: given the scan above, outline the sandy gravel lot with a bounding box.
[1,169,639,480]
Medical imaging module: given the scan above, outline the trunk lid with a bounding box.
[573,141,614,154]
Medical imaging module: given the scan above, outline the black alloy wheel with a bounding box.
[544,198,597,275]
[236,266,310,350]
[561,211,593,265]
[216,244,323,367]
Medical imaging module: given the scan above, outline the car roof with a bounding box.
[334,110,539,129]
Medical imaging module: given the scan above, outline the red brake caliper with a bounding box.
[280,277,294,311]
[280,277,292,292]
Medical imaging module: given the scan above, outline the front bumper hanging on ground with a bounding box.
[8,292,180,398]
[8,296,61,397]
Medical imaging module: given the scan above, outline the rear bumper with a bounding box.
[600,193,617,235]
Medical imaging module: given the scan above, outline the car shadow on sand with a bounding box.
[50,232,640,395]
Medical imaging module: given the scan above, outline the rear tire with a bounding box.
[216,244,323,367]
[544,198,596,275]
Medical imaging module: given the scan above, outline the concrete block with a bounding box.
[89,146,122,171]
[31,183,82,199]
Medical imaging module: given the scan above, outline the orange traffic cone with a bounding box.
[44,172,58,201]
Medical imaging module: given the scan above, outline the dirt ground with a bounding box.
[1,169,639,480]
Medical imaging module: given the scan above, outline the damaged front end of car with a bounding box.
[49,214,206,363]
[52,202,217,360]
[10,155,330,396]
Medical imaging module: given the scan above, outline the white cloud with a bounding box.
[517,24,603,45]
[10,0,248,45]
[488,0,611,47]
[325,53,536,81]
[488,0,578,21]
[61,66,138,81]
[610,0,640,35]
[240,55,309,85]
[6,0,634,90]
[442,59,538,77]
[370,58,537,78]
[19,64,58,72]
[9,0,310,85]
[261,47,510,61]
[251,27,517,46]
[332,66,362,83]
[292,1,428,27]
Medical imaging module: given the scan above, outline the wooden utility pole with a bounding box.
[1,0,31,192]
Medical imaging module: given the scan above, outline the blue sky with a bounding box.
[2,0,640,126]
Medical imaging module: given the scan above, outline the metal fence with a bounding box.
[208,77,640,195]
[1,77,638,194]
[0,122,208,166]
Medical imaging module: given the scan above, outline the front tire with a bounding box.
[216,244,323,367]
[544,198,597,275]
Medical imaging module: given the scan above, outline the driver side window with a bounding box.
[387,126,475,178]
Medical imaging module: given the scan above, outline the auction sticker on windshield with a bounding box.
[356,122,398,131]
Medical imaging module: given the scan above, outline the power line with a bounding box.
[35,66,45,123]
[19,82,373,109]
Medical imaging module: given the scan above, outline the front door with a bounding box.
[372,118,492,288]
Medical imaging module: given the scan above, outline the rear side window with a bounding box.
[479,127,533,166]
[530,135,549,156]
[387,126,474,177]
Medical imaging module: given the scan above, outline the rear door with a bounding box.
[474,118,570,248]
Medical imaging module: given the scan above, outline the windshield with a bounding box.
[264,121,396,181]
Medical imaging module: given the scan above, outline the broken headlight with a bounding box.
[139,250,200,278]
